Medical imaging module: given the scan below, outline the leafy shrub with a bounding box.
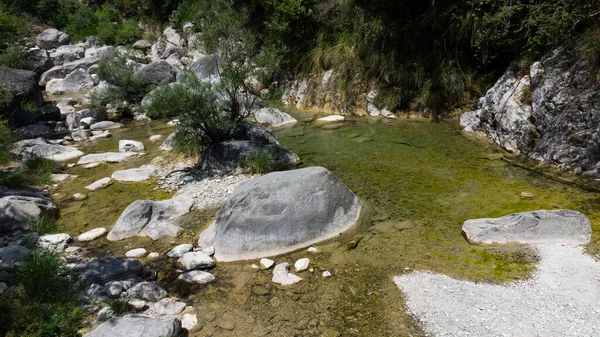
[0,45,31,70]
[95,4,142,45]
[28,216,58,235]
[90,55,154,117]
[245,150,277,174]
[3,301,84,337]
[65,5,98,42]
[147,71,235,152]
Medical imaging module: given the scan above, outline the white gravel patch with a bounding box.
[394,245,600,337]
[159,172,252,210]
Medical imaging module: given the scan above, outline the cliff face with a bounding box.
[462,46,600,177]
[280,71,396,118]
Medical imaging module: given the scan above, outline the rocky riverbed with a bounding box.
[3,102,600,336]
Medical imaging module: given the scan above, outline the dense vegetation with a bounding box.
[2,0,599,113]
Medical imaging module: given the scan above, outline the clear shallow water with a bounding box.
[49,108,600,336]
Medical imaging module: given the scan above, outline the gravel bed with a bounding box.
[394,245,600,337]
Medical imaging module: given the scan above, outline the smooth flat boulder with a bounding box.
[71,257,142,286]
[85,177,112,191]
[462,210,591,245]
[90,121,123,131]
[254,107,297,127]
[178,270,215,284]
[147,299,186,316]
[111,167,157,182]
[78,152,137,165]
[107,194,193,241]
[0,192,59,233]
[317,115,345,122]
[84,315,181,337]
[78,228,107,242]
[198,166,361,261]
[11,137,83,161]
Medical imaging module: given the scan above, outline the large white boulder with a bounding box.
[198,166,361,261]
[254,107,297,127]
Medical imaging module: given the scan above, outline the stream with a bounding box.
[48,104,600,336]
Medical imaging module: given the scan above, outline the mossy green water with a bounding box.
[48,110,600,336]
[50,120,177,235]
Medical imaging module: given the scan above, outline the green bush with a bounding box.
[95,4,142,45]
[65,5,98,42]
[28,216,58,235]
[146,71,235,152]
[245,150,277,174]
[0,45,31,70]
[90,55,154,117]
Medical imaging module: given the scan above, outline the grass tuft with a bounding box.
[245,151,277,175]
[104,297,132,316]
[28,217,58,236]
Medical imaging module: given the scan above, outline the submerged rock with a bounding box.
[462,209,591,245]
[198,166,361,261]
[78,152,138,165]
[84,315,181,337]
[71,257,142,286]
[111,167,157,182]
[85,177,112,191]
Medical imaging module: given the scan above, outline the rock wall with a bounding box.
[462,46,600,177]
[280,70,395,118]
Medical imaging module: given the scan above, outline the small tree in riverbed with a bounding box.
[146,71,236,153]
